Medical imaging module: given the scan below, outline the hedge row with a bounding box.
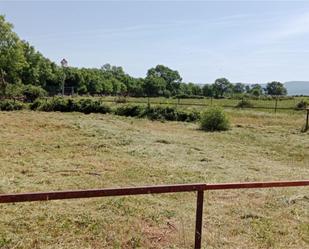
[30,98,111,114]
[30,98,200,122]
[0,99,24,111]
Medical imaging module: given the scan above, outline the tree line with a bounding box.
[0,15,288,100]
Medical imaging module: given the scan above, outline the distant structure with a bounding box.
[61,58,68,68]
[61,59,68,96]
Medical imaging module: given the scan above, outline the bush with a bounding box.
[31,98,200,123]
[5,84,24,100]
[30,99,46,110]
[144,106,178,121]
[236,99,254,108]
[177,109,200,122]
[0,100,24,111]
[31,98,111,114]
[45,98,69,112]
[295,100,308,110]
[174,94,204,99]
[115,104,145,117]
[114,96,127,103]
[22,85,47,102]
[77,99,111,114]
[200,108,230,131]
[143,106,200,122]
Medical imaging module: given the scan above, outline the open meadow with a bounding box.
[0,110,308,249]
[96,96,309,111]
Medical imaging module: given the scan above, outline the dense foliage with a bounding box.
[236,99,254,108]
[295,100,308,110]
[200,108,230,131]
[30,98,200,122]
[0,99,24,111]
[0,15,288,100]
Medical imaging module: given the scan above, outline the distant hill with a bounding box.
[284,81,309,96]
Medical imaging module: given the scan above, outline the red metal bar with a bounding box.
[194,191,204,249]
[0,180,308,204]
[204,180,309,190]
[0,183,205,203]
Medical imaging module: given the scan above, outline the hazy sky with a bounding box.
[1,0,309,83]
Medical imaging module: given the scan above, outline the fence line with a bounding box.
[80,97,307,112]
[1,180,308,248]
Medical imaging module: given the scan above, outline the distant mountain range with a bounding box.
[284,81,309,96]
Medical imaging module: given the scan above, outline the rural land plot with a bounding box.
[0,110,308,249]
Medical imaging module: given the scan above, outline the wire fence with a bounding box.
[59,94,309,112]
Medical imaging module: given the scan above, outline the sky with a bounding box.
[1,0,309,83]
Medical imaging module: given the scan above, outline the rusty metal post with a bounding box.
[194,191,204,249]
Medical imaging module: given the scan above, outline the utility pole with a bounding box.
[60,58,68,96]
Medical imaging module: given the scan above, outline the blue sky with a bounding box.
[1,1,309,83]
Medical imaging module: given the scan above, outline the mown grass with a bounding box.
[0,110,308,248]
[93,96,309,110]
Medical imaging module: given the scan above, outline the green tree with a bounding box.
[213,78,231,98]
[146,65,182,95]
[144,75,166,97]
[202,84,214,97]
[233,83,245,94]
[265,81,287,96]
[250,84,263,97]
[0,15,27,85]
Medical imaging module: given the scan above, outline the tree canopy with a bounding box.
[265,81,287,96]
[0,15,288,99]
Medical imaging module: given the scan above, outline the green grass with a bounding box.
[91,96,309,110]
[0,110,308,248]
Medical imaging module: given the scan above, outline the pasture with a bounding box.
[0,110,308,248]
[97,96,309,111]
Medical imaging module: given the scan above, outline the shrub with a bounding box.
[31,98,111,114]
[30,99,45,110]
[144,106,178,121]
[0,100,24,111]
[22,85,47,102]
[30,98,201,123]
[114,96,127,103]
[295,100,308,110]
[174,94,204,99]
[236,99,254,108]
[5,84,24,100]
[177,109,200,122]
[200,108,230,131]
[48,98,70,112]
[77,99,111,114]
[114,104,145,117]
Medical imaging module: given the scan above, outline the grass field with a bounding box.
[96,96,309,110]
[0,110,308,248]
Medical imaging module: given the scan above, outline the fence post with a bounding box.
[305,108,309,132]
[194,191,204,249]
[274,97,278,113]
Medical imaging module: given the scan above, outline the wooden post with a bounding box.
[275,97,278,113]
[305,107,309,131]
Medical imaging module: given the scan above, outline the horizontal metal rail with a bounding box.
[0,180,308,203]
[1,180,308,249]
